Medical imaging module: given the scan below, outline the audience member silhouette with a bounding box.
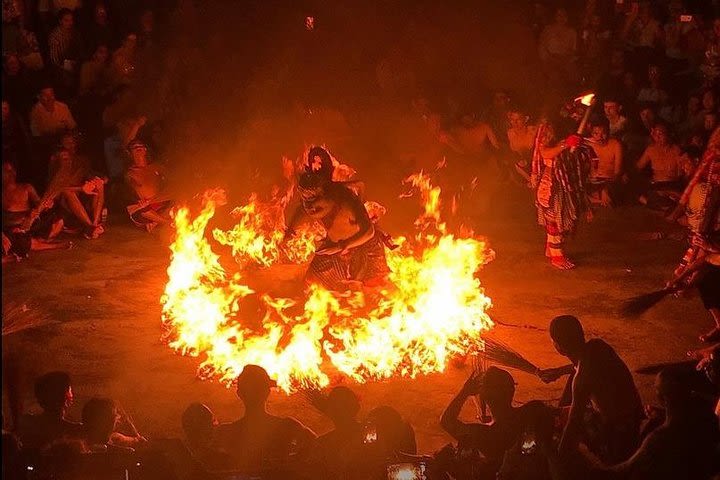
[441,366,529,474]
[17,371,82,450]
[181,402,230,471]
[307,386,364,478]
[539,315,644,463]
[214,365,316,476]
[593,367,720,479]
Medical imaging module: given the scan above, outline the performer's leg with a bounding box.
[307,252,350,291]
[545,219,574,269]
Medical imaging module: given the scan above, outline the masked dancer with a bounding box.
[285,147,390,291]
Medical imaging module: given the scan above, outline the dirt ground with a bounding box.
[1,191,711,454]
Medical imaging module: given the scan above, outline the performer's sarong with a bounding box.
[308,232,390,290]
[536,146,593,235]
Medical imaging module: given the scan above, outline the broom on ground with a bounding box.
[2,301,54,336]
[619,285,682,318]
[621,246,713,318]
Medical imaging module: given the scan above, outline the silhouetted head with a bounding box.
[235,365,276,411]
[34,371,73,417]
[324,386,360,426]
[365,406,415,455]
[480,366,515,409]
[81,397,117,444]
[521,400,555,445]
[549,315,585,361]
[182,403,216,448]
[305,146,334,181]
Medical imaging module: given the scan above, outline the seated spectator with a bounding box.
[181,402,230,471]
[359,405,417,477]
[598,49,627,98]
[125,140,173,231]
[3,53,38,116]
[678,93,704,137]
[636,123,691,210]
[538,315,644,463]
[85,3,116,56]
[2,161,68,258]
[79,44,110,97]
[590,368,720,479]
[30,85,77,138]
[622,1,662,54]
[602,98,627,138]
[16,26,44,72]
[17,371,82,450]
[46,133,106,239]
[110,33,138,88]
[79,397,126,452]
[79,397,146,452]
[306,386,363,478]
[538,8,578,86]
[506,108,538,183]
[637,65,669,107]
[588,121,622,206]
[2,100,32,178]
[441,367,528,474]
[214,365,316,475]
[451,113,500,153]
[497,401,557,480]
[47,9,82,93]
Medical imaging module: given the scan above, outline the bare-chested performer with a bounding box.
[506,108,538,184]
[124,140,173,231]
[588,122,622,207]
[2,162,67,258]
[538,315,644,463]
[285,147,389,291]
[636,123,691,210]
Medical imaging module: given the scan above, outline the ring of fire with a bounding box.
[160,167,494,393]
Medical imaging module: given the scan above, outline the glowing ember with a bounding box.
[161,162,494,393]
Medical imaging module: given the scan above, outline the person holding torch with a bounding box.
[531,94,596,269]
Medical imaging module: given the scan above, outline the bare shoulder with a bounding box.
[608,138,623,152]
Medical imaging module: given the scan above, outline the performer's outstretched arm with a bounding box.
[284,206,310,237]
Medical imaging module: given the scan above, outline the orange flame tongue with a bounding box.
[161,167,494,393]
[575,93,595,106]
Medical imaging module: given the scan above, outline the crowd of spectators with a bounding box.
[3,0,720,479]
[2,315,719,479]
[2,0,174,261]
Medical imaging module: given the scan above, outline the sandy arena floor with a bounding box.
[1,197,711,453]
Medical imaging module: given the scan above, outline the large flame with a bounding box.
[161,165,494,393]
